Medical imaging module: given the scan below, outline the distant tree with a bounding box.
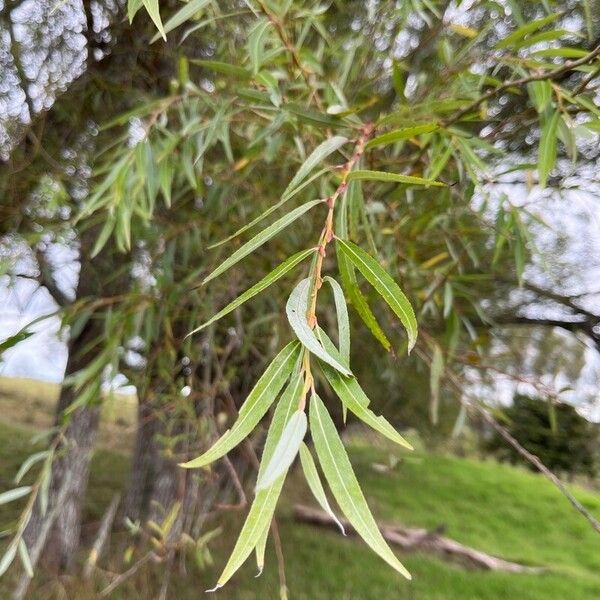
[486,394,598,478]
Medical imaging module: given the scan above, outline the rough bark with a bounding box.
[23,319,102,572]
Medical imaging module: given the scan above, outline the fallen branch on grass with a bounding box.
[293,504,545,574]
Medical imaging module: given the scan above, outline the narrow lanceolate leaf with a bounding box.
[0,542,17,577]
[150,0,212,42]
[256,410,307,491]
[188,249,315,336]
[142,0,166,40]
[18,539,33,578]
[286,279,351,376]
[282,136,348,199]
[210,371,304,590]
[429,344,444,426]
[538,110,560,188]
[209,168,328,249]
[0,486,32,505]
[255,522,269,577]
[323,276,350,366]
[335,183,390,356]
[299,442,345,534]
[318,350,412,450]
[365,123,439,149]
[14,451,50,484]
[0,329,34,354]
[310,394,411,580]
[188,59,251,79]
[337,244,391,353]
[337,239,418,352]
[181,342,301,469]
[347,169,444,187]
[203,199,322,285]
[495,13,561,49]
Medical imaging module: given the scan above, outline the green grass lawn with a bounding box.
[0,419,598,599]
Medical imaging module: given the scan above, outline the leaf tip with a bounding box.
[206,583,223,593]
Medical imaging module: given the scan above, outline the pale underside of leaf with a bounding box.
[187,248,315,337]
[180,341,300,469]
[337,239,417,352]
[210,370,304,590]
[286,278,351,376]
[254,521,269,577]
[310,393,411,580]
[150,0,212,42]
[323,276,350,366]
[256,410,307,491]
[202,199,322,285]
[299,442,346,534]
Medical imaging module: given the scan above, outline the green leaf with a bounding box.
[211,370,304,590]
[323,276,350,366]
[581,119,600,132]
[0,329,34,354]
[188,249,315,337]
[150,0,212,42]
[91,215,116,258]
[188,59,252,79]
[128,0,144,23]
[255,522,269,577]
[299,442,345,534]
[143,0,166,41]
[203,199,323,285]
[282,136,348,200]
[365,123,439,149]
[286,279,351,376]
[538,110,560,188]
[347,169,444,187]
[0,486,32,505]
[18,539,33,578]
[14,451,51,484]
[256,410,307,491]
[495,13,561,49]
[210,168,328,249]
[309,393,411,580]
[337,243,391,353]
[181,342,301,469]
[527,81,552,113]
[430,344,444,426]
[248,19,271,74]
[285,103,343,128]
[336,240,417,352]
[0,542,17,577]
[317,337,412,450]
[531,47,588,58]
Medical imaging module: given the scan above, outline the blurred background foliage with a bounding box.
[0,0,599,597]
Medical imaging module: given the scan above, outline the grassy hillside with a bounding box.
[0,418,598,599]
[0,376,137,453]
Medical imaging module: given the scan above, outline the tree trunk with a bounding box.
[23,320,102,571]
[123,395,186,525]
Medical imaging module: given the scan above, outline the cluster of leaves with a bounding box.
[3,0,600,589]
